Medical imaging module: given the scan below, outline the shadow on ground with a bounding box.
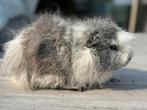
[106,68,147,90]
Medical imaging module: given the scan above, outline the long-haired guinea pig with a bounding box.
[3,13,134,91]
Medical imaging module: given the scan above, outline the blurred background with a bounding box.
[0,0,146,52]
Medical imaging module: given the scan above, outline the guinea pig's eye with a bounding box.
[109,45,118,51]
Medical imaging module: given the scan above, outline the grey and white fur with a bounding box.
[3,13,134,91]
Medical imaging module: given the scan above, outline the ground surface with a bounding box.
[0,27,147,110]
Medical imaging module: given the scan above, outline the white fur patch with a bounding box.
[72,23,87,32]
[3,39,23,70]
[72,24,87,41]
[117,31,135,43]
[71,48,107,87]
[71,48,95,85]
[72,24,88,47]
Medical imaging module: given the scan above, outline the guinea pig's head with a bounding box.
[72,18,134,71]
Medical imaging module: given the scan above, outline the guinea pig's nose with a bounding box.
[128,49,134,62]
[128,57,132,61]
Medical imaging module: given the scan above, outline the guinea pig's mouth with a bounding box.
[122,48,134,67]
[124,58,131,66]
[123,55,133,67]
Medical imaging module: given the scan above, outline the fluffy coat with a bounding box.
[3,14,134,91]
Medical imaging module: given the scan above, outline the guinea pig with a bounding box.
[3,13,134,91]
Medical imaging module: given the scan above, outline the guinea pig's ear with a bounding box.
[117,30,135,43]
[86,36,98,48]
[86,37,93,48]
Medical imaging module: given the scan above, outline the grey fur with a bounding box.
[3,13,134,91]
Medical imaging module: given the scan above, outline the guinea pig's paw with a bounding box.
[78,86,88,92]
[109,77,120,83]
[78,83,90,91]
[96,83,105,89]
